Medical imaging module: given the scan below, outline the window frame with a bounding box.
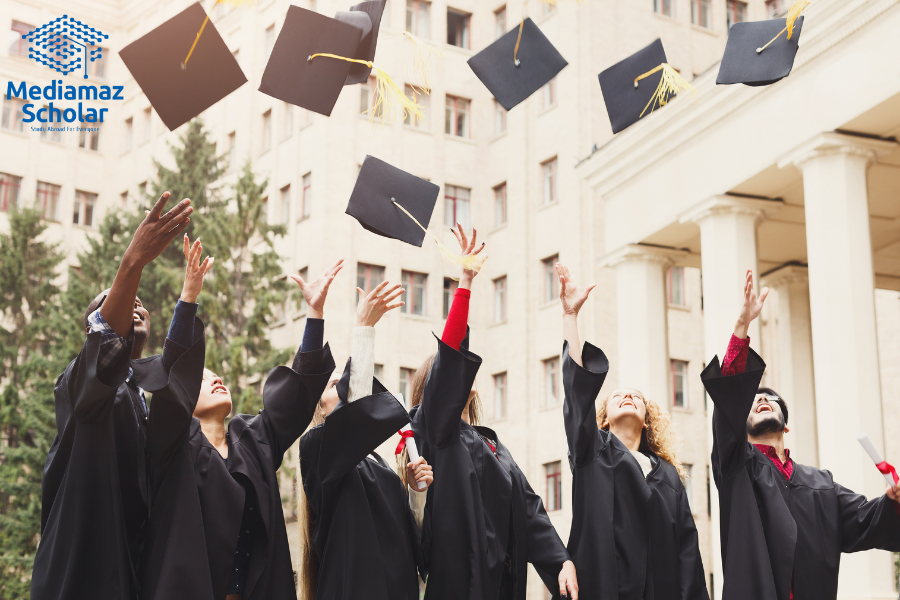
[9,21,34,58]
[494,6,507,39]
[654,0,674,17]
[280,184,291,224]
[262,109,272,154]
[493,275,507,322]
[541,157,557,205]
[2,96,27,132]
[444,184,471,229]
[494,99,507,136]
[493,182,507,227]
[406,0,432,38]
[36,181,61,222]
[442,277,459,319]
[543,356,560,407]
[404,84,429,128]
[671,359,689,408]
[358,263,386,297]
[691,0,711,28]
[445,95,471,138]
[541,78,556,109]
[667,266,685,306]
[0,173,22,212]
[301,172,312,220]
[493,371,508,419]
[446,8,471,49]
[398,367,416,406]
[726,0,748,28]
[73,190,97,228]
[542,254,559,303]
[78,125,101,151]
[544,461,562,511]
[401,270,428,316]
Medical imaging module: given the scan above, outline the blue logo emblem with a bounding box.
[22,16,108,79]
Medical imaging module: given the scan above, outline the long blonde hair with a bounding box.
[596,391,687,481]
[396,352,483,488]
[298,401,328,600]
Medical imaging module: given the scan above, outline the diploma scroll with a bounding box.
[399,423,426,490]
[856,432,899,487]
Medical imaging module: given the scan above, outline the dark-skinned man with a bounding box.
[32,193,212,600]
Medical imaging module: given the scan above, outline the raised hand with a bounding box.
[450,223,486,290]
[125,191,193,268]
[356,281,405,327]
[558,560,579,600]
[180,235,214,304]
[734,269,769,339]
[290,259,344,320]
[556,263,596,317]
[406,457,434,492]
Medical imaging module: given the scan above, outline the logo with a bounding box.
[22,16,108,80]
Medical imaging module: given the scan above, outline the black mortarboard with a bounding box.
[346,156,440,247]
[717,17,804,86]
[598,38,670,134]
[259,6,362,116]
[119,2,247,131]
[467,18,568,111]
[333,0,387,86]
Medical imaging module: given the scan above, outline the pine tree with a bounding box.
[196,161,291,415]
[0,208,65,599]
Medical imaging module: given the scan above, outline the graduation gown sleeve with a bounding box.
[67,329,134,423]
[561,340,609,468]
[421,330,482,449]
[520,471,571,589]
[676,484,709,600]
[837,483,900,553]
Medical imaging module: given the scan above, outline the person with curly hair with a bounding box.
[556,262,709,600]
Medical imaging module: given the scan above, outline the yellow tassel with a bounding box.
[757,0,809,54]
[183,0,256,68]
[634,63,698,118]
[308,53,424,125]
[391,200,487,275]
[397,32,442,95]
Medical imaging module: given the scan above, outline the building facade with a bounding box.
[1,0,898,597]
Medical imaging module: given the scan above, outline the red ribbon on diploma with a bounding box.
[876,461,899,485]
[395,429,415,455]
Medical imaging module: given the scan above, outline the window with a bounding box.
[541,78,556,109]
[406,0,431,38]
[0,173,21,212]
[36,182,61,222]
[493,372,507,419]
[296,173,311,220]
[443,278,458,319]
[401,271,427,316]
[726,0,747,28]
[494,182,507,227]
[445,95,470,138]
[358,264,386,300]
[667,267,685,306]
[654,0,674,17]
[280,184,291,224]
[692,0,711,28]
[398,367,416,406]
[261,196,269,225]
[9,21,34,57]
[404,84,428,128]
[494,276,507,322]
[2,96,26,132]
[79,125,101,151]
[543,357,559,407]
[495,6,507,39]
[297,267,308,312]
[124,118,133,152]
[544,461,562,510]
[672,359,688,408]
[228,132,237,170]
[766,0,790,17]
[541,157,557,205]
[494,99,506,135]
[40,110,62,143]
[283,102,293,138]
[359,76,385,118]
[444,185,470,229]
[542,255,559,303]
[264,25,276,59]
[683,464,694,511]
[142,108,151,142]
[87,45,108,79]
[447,9,471,48]
[73,190,97,227]
[262,110,272,153]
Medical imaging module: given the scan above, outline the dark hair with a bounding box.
[84,288,112,330]
[757,387,788,424]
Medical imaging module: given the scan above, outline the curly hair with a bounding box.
[596,391,687,481]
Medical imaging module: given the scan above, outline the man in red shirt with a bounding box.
[702,269,900,600]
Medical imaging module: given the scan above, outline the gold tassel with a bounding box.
[397,31,442,95]
[391,200,487,275]
[308,53,424,125]
[513,0,582,64]
[757,0,809,54]
[634,63,698,118]
[183,0,256,68]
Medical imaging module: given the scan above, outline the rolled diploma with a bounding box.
[400,422,425,490]
[857,432,896,487]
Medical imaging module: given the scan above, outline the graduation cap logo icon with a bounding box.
[23,16,108,79]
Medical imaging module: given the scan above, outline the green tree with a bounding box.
[0,208,65,599]
[196,161,290,416]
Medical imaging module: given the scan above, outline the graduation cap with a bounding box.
[597,38,697,134]
[467,18,567,111]
[717,1,808,86]
[333,0,388,86]
[119,2,247,131]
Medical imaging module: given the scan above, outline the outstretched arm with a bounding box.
[441,224,485,350]
[290,259,343,372]
[722,269,768,376]
[348,280,404,401]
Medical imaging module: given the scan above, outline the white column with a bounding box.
[761,265,818,466]
[780,131,897,600]
[681,195,778,600]
[603,244,685,403]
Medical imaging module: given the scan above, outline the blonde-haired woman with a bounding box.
[556,263,709,600]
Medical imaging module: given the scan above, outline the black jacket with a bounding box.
[702,348,900,600]
[562,341,709,600]
[32,321,205,600]
[138,343,335,600]
[409,333,570,600]
[299,359,420,600]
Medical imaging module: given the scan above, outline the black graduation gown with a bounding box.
[298,359,421,600]
[702,348,900,600]
[32,320,205,600]
[138,343,335,600]
[409,333,570,600]
[562,341,709,600]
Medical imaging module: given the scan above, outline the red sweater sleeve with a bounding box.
[441,288,470,350]
[722,334,750,376]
